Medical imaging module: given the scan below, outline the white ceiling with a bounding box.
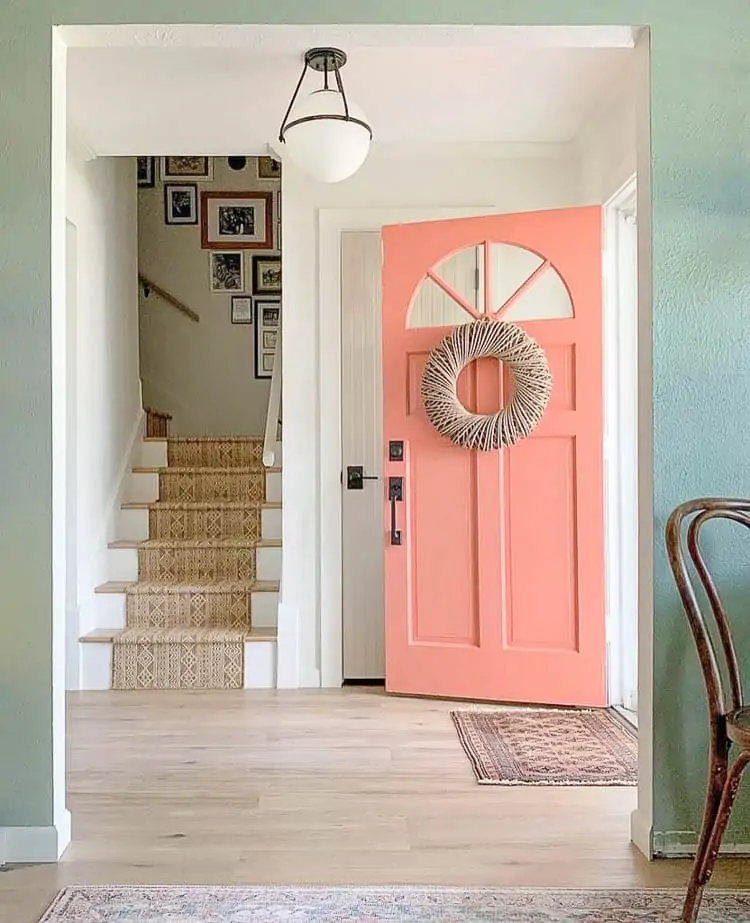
[65,27,634,155]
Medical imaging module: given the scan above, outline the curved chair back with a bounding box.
[665,498,747,720]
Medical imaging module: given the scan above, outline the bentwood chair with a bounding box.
[665,499,750,922]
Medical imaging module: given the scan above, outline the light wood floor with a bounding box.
[3,689,748,923]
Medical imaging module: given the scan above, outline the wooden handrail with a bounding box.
[263,314,282,467]
[139,273,200,323]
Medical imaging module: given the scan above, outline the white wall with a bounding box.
[138,157,280,436]
[576,56,637,203]
[280,144,583,686]
[66,148,141,688]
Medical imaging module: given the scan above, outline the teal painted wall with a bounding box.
[1,1,749,848]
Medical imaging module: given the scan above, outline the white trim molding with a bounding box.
[0,811,71,865]
[318,206,494,689]
[603,173,638,712]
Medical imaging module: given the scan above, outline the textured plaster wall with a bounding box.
[0,0,749,854]
[138,156,280,436]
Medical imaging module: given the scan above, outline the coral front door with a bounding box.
[382,207,605,707]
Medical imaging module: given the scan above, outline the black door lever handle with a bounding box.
[389,477,403,545]
[346,465,379,490]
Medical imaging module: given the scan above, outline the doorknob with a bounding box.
[346,465,379,490]
[389,476,403,546]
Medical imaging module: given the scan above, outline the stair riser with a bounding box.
[261,507,282,541]
[256,546,282,583]
[118,506,280,542]
[112,640,245,689]
[266,471,282,504]
[126,472,160,504]
[138,546,256,583]
[167,440,264,468]
[126,589,252,630]
[140,440,168,468]
[149,508,261,541]
[79,639,277,690]
[159,472,266,503]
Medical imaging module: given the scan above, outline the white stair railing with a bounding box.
[262,316,282,467]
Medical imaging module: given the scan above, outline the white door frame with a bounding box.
[318,200,654,858]
[318,206,495,691]
[603,174,639,713]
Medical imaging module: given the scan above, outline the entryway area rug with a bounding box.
[40,886,750,922]
[451,708,637,785]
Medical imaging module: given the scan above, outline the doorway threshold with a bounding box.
[613,705,638,730]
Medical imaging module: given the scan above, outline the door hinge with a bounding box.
[474,267,480,293]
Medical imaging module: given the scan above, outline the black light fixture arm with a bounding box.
[278,47,373,144]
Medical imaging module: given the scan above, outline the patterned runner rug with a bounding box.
[451,708,637,785]
[40,886,749,922]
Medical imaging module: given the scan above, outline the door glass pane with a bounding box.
[408,245,478,328]
[486,243,573,320]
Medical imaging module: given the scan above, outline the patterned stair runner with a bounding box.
[112,436,270,690]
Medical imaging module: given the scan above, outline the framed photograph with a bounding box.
[252,255,281,295]
[161,156,213,182]
[231,296,253,325]
[209,252,244,292]
[258,156,281,180]
[164,184,198,225]
[137,156,155,188]
[201,191,274,250]
[254,299,280,379]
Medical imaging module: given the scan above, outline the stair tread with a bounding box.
[95,580,280,595]
[163,436,265,443]
[122,500,281,510]
[109,538,266,550]
[133,466,281,474]
[81,626,278,644]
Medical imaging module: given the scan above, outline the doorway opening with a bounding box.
[51,23,654,875]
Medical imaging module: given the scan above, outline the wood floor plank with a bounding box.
[2,689,749,923]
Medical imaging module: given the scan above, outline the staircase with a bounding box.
[81,434,281,689]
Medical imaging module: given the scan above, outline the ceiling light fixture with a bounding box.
[278,47,372,184]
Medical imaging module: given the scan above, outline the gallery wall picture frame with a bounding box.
[252,255,282,295]
[201,191,274,250]
[254,298,280,380]
[209,251,245,293]
[137,156,156,188]
[231,296,253,325]
[164,184,199,225]
[161,156,213,182]
[258,156,282,180]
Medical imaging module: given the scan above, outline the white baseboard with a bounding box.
[630,808,653,859]
[0,811,71,864]
[653,828,750,858]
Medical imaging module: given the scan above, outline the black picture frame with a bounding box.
[137,156,155,188]
[252,255,282,295]
[164,184,199,225]
[254,298,280,379]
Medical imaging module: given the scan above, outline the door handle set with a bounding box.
[346,442,405,546]
[389,476,403,546]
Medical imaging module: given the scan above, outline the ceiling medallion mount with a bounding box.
[305,47,348,73]
[278,46,372,183]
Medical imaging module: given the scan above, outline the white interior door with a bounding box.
[341,231,385,680]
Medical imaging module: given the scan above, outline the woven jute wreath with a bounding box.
[421,320,553,451]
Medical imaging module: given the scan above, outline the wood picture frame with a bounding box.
[161,156,213,182]
[252,255,281,295]
[201,191,274,250]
